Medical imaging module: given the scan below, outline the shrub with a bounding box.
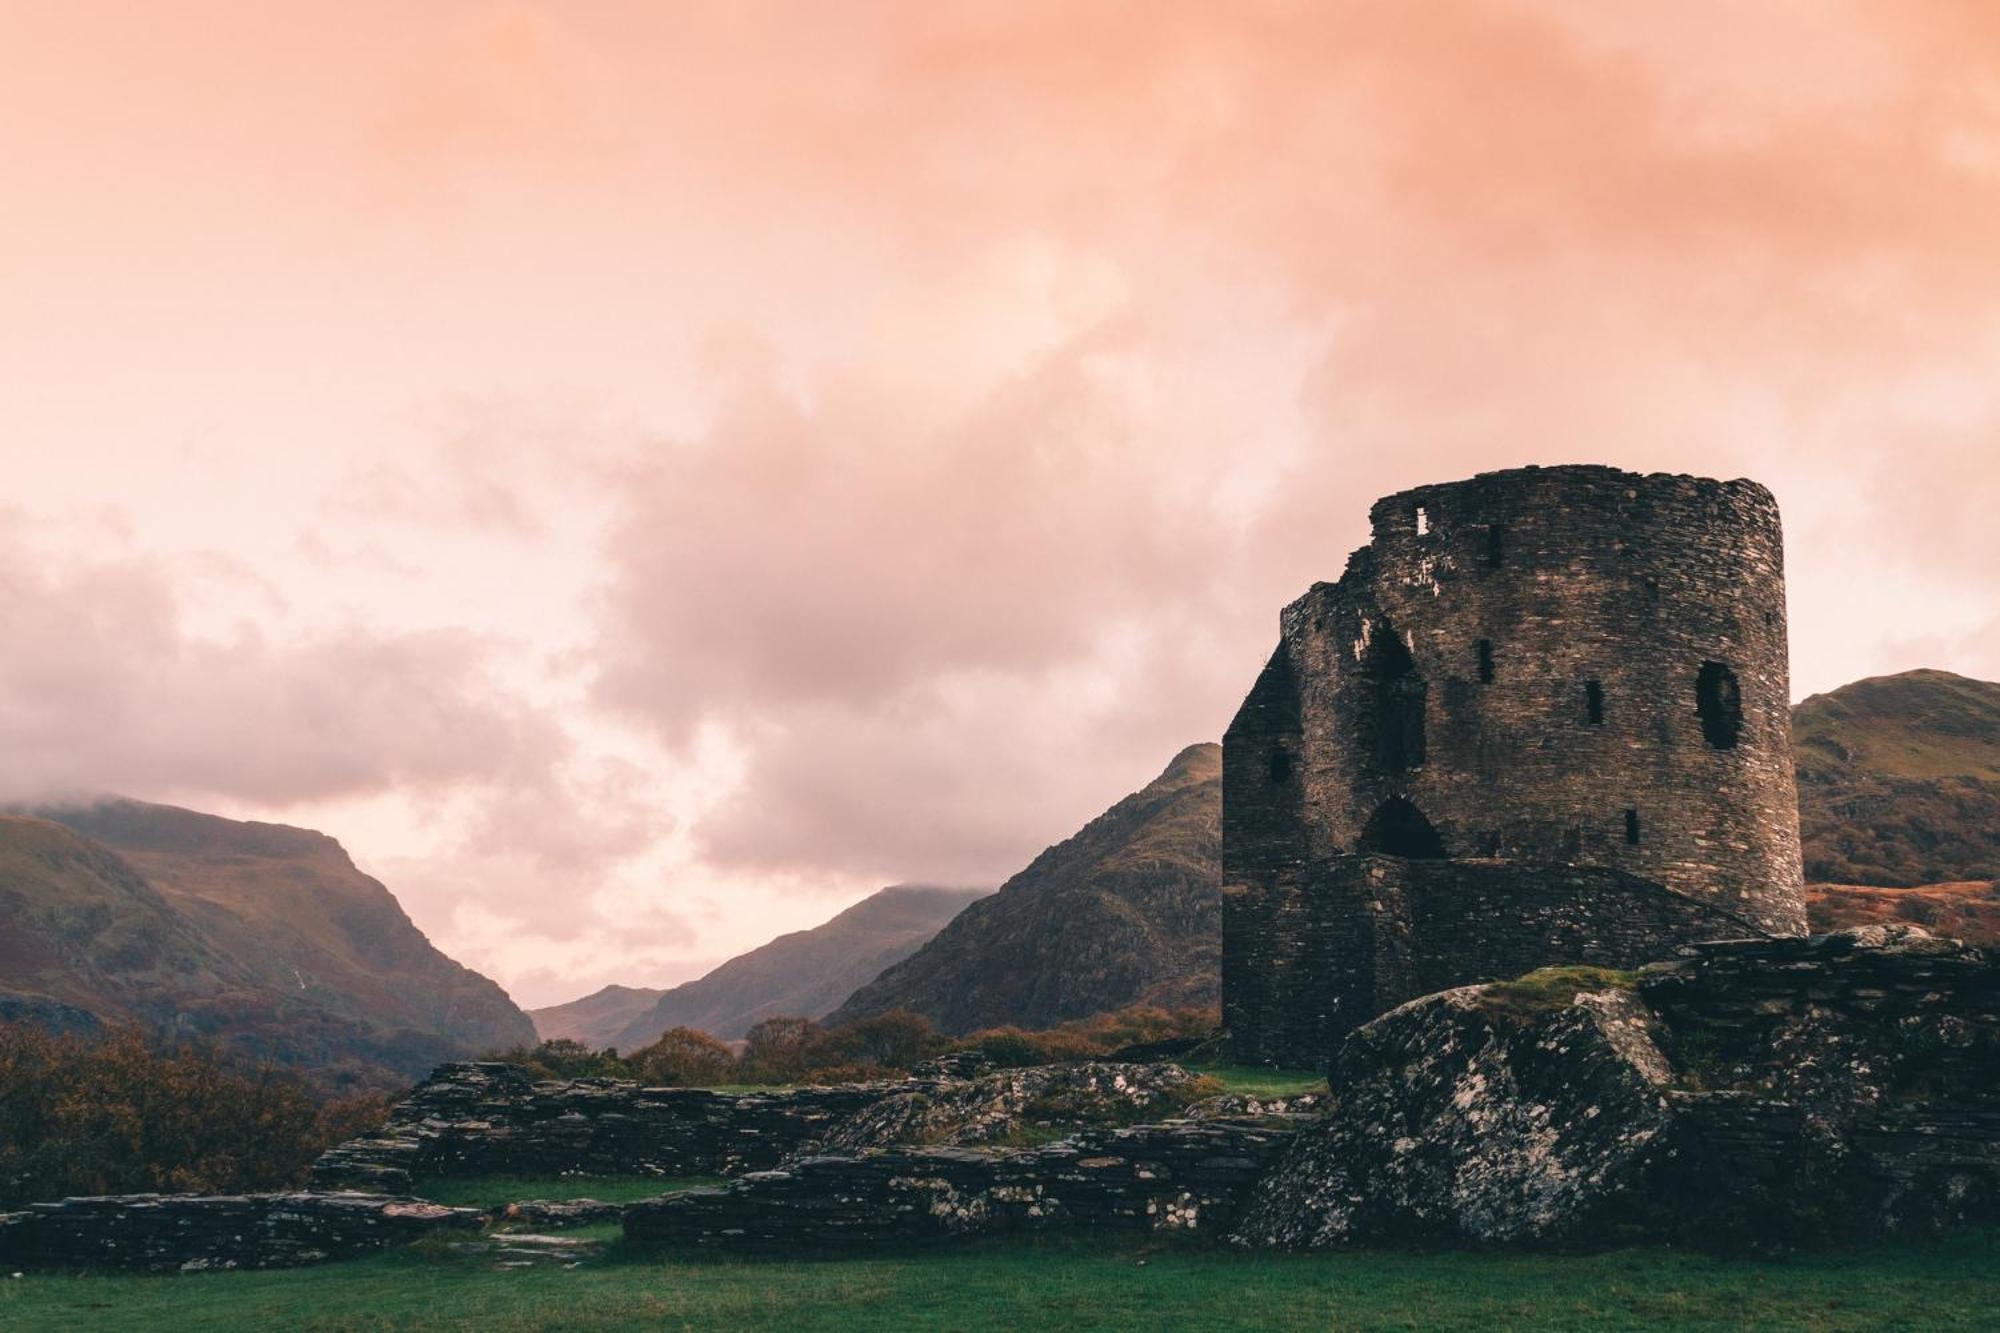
[738,1016,827,1084]
[627,1026,735,1086]
[0,1022,386,1207]
[818,1010,942,1071]
[483,1038,632,1080]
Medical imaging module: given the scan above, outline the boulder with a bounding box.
[1234,982,1672,1247]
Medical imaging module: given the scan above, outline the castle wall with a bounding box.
[1226,855,1755,1067]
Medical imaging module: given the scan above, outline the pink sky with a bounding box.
[3,2,1997,1006]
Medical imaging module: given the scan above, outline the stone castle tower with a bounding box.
[1222,465,1807,1065]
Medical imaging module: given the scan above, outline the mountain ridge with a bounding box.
[827,744,1222,1034]
[2,798,535,1086]
[586,885,993,1047]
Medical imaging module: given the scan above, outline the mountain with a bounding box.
[593,886,991,1048]
[828,745,1222,1035]
[0,816,245,1033]
[2,799,535,1086]
[1792,670,2000,886]
[530,984,665,1046]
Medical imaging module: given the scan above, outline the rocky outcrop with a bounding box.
[1237,927,2000,1250]
[625,1119,1298,1250]
[1235,984,1672,1247]
[0,1192,479,1272]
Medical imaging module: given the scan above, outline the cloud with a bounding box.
[0,515,560,807]
[7,0,2000,1001]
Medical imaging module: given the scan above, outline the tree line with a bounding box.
[0,1022,386,1208]
[491,1003,1219,1087]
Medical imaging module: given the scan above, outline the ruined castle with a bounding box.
[1222,465,1808,1065]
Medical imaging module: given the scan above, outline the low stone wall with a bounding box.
[311,1060,1209,1195]
[0,1193,479,1273]
[624,1119,1300,1249]
[311,1062,906,1192]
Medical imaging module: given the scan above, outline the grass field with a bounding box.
[5,1227,1996,1331]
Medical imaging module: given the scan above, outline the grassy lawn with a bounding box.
[9,1229,1995,1332]
[414,1175,721,1211]
[1187,1064,1325,1099]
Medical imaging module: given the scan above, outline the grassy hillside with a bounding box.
[2,800,534,1085]
[1792,669,2000,885]
[1807,881,2000,945]
[603,886,991,1047]
[0,816,247,1030]
[830,746,1221,1034]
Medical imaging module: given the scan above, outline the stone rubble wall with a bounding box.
[624,1119,1301,1250]
[0,1193,480,1273]
[311,1060,1209,1195]
[310,1061,907,1193]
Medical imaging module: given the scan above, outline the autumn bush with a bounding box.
[627,1026,736,1086]
[0,1022,386,1207]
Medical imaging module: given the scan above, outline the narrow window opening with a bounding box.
[1414,505,1430,536]
[1585,679,1605,725]
[1268,750,1293,785]
[1485,523,1505,568]
[1624,808,1641,845]
[1476,639,1494,684]
[1696,661,1744,749]
[1362,629,1427,771]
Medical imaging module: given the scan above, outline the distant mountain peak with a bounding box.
[532,884,992,1049]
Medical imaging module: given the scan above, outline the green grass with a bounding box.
[4,1229,1997,1331]
[414,1175,721,1211]
[1472,965,1637,1025]
[1187,1065,1325,1099]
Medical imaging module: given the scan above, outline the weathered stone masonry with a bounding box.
[625,1120,1300,1249]
[1224,466,1808,1064]
[310,1061,900,1193]
[0,1193,479,1273]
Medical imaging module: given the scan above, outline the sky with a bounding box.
[2,1,1997,1008]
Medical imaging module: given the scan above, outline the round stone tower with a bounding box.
[1236,463,1807,938]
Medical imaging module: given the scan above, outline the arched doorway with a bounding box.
[1359,796,1446,858]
